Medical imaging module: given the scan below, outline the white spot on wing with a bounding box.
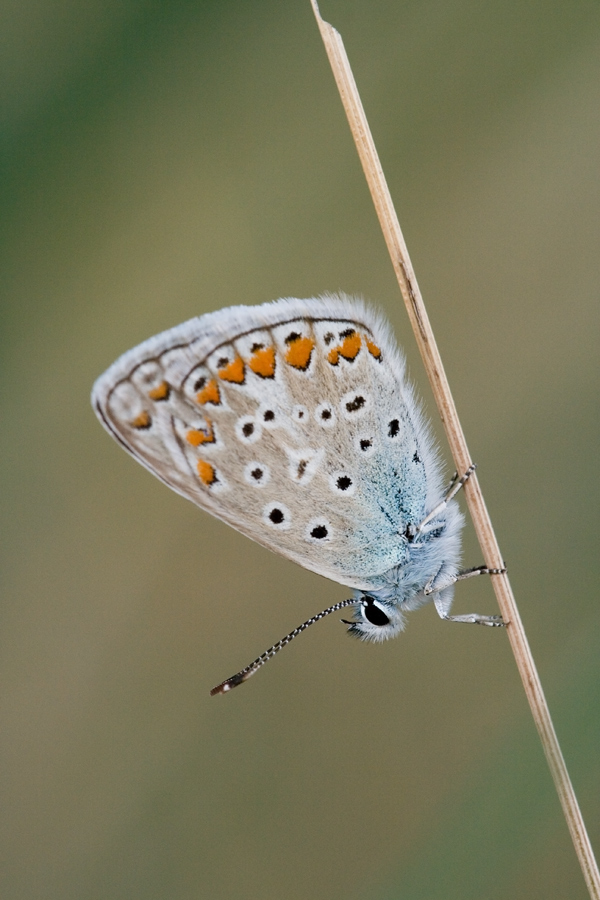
[305,518,333,543]
[314,402,336,428]
[243,461,271,487]
[235,416,262,444]
[262,502,292,530]
[284,446,324,485]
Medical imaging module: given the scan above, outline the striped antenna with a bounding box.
[210,597,357,695]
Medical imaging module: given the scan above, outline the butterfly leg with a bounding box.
[415,463,477,537]
[426,563,506,626]
[445,470,460,492]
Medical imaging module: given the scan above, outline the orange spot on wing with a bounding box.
[365,337,382,359]
[196,379,221,405]
[327,331,361,365]
[186,422,215,446]
[130,411,151,429]
[285,336,314,370]
[217,357,245,384]
[147,380,170,401]
[248,346,276,378]
[340,331,361,359]
[197,459,217,485]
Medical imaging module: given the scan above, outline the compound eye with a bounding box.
[362,597,391,627]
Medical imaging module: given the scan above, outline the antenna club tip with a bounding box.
[210,671,247,696]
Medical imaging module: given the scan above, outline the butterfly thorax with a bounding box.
[345,496,464,641]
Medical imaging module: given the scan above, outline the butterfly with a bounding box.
[92,294,504,693]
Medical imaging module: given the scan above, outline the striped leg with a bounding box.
[428,562,507,626]
[415,463,477,537]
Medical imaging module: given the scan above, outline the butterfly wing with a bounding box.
[92,295,439,590]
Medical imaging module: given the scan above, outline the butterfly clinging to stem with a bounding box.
[92,294,504,694]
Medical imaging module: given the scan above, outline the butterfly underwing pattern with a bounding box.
[93,294,502,688]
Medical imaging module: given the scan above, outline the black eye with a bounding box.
[363,597,390,626]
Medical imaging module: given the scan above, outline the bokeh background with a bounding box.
[2,1,599,898]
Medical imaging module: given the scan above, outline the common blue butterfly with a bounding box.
[92,295,503,692]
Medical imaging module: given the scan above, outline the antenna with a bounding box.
[210,597,357,695]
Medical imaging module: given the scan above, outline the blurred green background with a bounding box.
[1,1,599,898]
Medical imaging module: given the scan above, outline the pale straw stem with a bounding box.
[310,2,599,896]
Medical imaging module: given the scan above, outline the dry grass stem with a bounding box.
[310,2,599,896]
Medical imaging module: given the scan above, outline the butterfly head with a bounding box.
[343,593,406,642]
